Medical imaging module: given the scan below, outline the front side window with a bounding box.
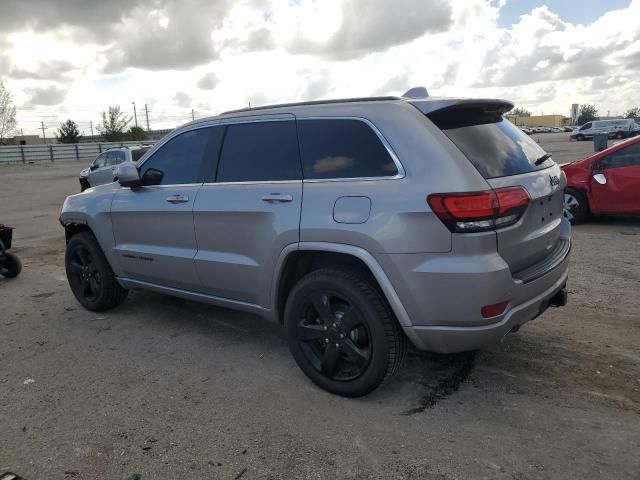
[216,121,301,182]
[140,126,223,185]
[106,150,126,166]
[581,123,592,131]
[93,153,107,168]
[599,143,640,170]
[297,119,398,179]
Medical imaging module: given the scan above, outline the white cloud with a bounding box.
[1,0,639,135]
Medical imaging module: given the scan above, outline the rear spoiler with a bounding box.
[407,98,514,115]
[409,98,515,130]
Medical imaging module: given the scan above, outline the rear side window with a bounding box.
[216,121,300,182]
[141,126,223,185]
[599,143,640,169]
[429,108,552,179]
[106,150,126,166]
[297,119,398,179]
[131,148,150,162]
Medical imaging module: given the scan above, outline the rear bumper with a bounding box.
[402,259,569,353]
[379,222,572,353]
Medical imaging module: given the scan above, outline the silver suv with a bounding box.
[60,93,571,397]
[79,145,151,191]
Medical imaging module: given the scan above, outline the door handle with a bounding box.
[261,193,293,203]
[166,194,189,204]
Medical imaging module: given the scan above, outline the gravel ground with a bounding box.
[1,136,639,479]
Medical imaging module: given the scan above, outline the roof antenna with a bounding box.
[402,87,429,99]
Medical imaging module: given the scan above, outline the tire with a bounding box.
[284,267,406,397]
[79,178,90,192]
[564,189,588,224]
[615,131,624,139]
[576,134,584,141]
[1,252,22,278]
[65,231,128,311]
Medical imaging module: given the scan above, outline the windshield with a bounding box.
[429,111,553,179]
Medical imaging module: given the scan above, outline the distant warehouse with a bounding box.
[505,114,569,128]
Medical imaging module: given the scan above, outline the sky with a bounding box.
[0,0,639,136]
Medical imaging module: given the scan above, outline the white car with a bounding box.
[571,119,634,141]
[79,146,151,191]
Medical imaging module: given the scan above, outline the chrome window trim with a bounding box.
[297,116,406,183]
[137,115,406,185]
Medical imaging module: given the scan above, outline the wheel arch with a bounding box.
[272,242,412,328]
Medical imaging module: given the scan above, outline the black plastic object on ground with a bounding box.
[593,133,608,152]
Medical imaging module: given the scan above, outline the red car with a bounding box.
[562,135,640,223]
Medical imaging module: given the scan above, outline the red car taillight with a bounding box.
[427,186,530,233]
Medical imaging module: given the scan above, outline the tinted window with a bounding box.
[432,115,552,179]
[581,123,592,130]
[141,127,223,185]
[131,147,150,162]
[216,121,300,182]
[297,119,398,179]
[599,143,640,169]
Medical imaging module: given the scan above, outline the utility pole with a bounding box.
[191,109,195,121]
[145,104,150,132]
[41,122,46,144]
[90,121,94,138]
[131,101,138,127]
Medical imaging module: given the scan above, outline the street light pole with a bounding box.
[131,101,138,128]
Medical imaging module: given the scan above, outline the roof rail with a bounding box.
[222,96,400,115]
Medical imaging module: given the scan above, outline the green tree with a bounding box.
[0,81,17,144]
[577,104,598,125]
[126,125,149,141]
[98,105,131,141]
[56,119,82,143]
[510,107,531,116]
[624,107,640,121]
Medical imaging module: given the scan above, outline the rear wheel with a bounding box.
[1,252,22,278]
[285,267,406,397]
[564,189,588,224]
[576,134,585,141]
[65,231,128,311]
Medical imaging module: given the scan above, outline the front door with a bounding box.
[87,152,110,186]
[193,118,302,306]
[591,142,640,215]
[111,126,223,290]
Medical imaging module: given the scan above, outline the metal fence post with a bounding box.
[20,145,26,164]
[75,143,80,161]
[98,143,102,153]
[49,145,54,162]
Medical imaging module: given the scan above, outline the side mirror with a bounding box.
[141,168,164,186]
[593,173,607,185]
[117,162,142,187]
[90,164,99,171]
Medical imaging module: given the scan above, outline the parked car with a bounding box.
[562,135,640,222]
[570,119,634,141]
[60,93,570,397]
[551,127,563,133]
[79,145,151,191]
[563,126,575,132]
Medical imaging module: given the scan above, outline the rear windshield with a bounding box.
[428,108,553,179]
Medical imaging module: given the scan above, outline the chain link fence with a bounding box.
[0,141,157,165]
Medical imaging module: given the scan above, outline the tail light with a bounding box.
[427,186,530,233]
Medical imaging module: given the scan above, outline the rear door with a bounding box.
[111,127,221,290]
[193,117,302,306]
[591,142,640,214]
[428,106,566,274]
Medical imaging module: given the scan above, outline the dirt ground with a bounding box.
[1,136,639,479]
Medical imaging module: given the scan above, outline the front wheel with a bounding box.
[1,252,22,278]
[615,131,624,139]
[576,134,585,141]
[65,231,128,311]
[285,267,406,397]
[564,189,588,224]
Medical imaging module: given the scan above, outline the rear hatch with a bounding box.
[422,101,565,276]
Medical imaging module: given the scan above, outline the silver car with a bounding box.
[60,92,570,397]
[79,146,150,191]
